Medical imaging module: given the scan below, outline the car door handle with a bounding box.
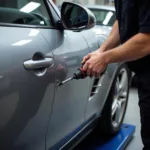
[24,58,54,70]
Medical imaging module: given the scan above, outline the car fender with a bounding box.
[80,29,100,53]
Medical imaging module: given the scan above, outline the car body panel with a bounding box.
[39,28,93,150]
[92,25,112,37]
[80,29,120,120]
[80,29,105,119]
[0,27,55,150]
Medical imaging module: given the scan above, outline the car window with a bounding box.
[89,8,116,27]
[0,0,53,27]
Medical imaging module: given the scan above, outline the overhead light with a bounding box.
[102,11,113,25]
[12,40,32,46]
[20,2,41,13]
[29,29,39,36]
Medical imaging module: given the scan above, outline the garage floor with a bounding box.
[124,88,143,150]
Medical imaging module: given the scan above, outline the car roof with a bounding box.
[85,5,115,11]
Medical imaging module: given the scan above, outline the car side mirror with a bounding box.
[61,2,96,31]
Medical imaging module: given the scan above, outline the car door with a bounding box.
[0,1,56,150]
[40,1,92,149]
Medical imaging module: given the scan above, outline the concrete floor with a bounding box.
[124,88,143,150]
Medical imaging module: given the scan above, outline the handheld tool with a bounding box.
[58,67,87,86]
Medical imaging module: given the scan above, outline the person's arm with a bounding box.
[104,0,150,61]
[99,20,120,52]
[82,20,120,64]
[82,32,150,76]
[104,33,150,63]
[82,0,150,77]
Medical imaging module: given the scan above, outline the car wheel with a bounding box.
[96,63,130,136]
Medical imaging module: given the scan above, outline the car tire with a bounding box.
[95,63,130,137]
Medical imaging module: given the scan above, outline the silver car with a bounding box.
[86,5,116,37]
[0,1,131,150]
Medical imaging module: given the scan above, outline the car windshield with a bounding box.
[89,8,116,27]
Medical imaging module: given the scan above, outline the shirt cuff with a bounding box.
[139,25,150,33]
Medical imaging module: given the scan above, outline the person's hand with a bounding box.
[81,47,106,65]
[82,52,108,77]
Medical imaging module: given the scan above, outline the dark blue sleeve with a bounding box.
[139,0,150,33]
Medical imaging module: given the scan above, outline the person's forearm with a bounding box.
[104,33,150,63]
[99,20,120,52]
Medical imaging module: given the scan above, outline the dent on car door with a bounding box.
[0,1,55,150]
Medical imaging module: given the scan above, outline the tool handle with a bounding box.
[80,63,87,78]
[73,67,87,79]
[79,68,87,78]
